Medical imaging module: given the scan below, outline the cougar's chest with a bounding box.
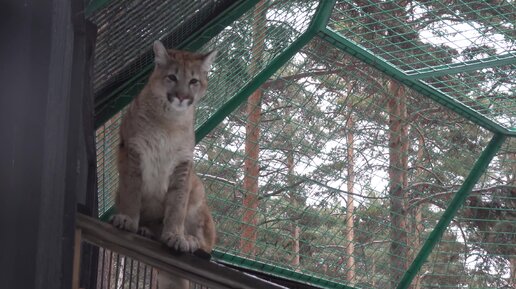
[137,129,192,197]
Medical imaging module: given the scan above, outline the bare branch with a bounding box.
[262,69,344,90]
[199,173,238,187]
[259,180,306,200]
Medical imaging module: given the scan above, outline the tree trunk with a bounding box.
[291,222,301,267]
[388,80,409,287]
[411,207,424,289]
[509,151,516,288]
[240,88,261,255]
[345,107,356,284]
[240,0,266,255]
[411,134,425,289]
[286,147,300,268]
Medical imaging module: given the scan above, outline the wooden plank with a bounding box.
[0,1,77,289]
[76,213,287,289]
[73,229,82,289]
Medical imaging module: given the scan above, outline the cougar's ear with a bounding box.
[201,50,217,72]
[153,40,169,66]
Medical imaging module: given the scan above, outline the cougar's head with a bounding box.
[148,40,216,113]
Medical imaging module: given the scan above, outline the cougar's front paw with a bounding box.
[137,227,155,239]
[110,214,138,233]
[185,235,200,252]
[161,232,199,253]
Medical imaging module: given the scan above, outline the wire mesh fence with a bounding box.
[422,69,516,128]
[329,1,516,73]
[96,111,123,216]
[327,0,516,132]
[89,0,234,95]
[195,35,510,288]
[195,0,318,129]
[90,0,515,288]
[420,138,515,289]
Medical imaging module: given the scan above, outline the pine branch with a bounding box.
[408,184,516,208]
[259,180,306,200]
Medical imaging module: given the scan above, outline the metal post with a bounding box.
[395,133,507,289]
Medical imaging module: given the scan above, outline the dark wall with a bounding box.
[0,1,96,288]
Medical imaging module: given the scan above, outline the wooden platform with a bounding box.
[76,213,287,289]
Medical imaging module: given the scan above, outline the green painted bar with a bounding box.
[95,83,142,128]
[99,206,115,221]
[406,53,516,79]
[195,0,337,143]
[213,250,358,289]
[319,28,514,136]
[395,133,507,289]
[94,0,262,129]
[310,0,337,32]
[85,0,112,17]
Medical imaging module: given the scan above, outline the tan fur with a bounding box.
[111,40,216,289]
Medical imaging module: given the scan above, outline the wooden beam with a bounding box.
[76,213,287,289]
[0,1,77,288]
[72,229,82,289]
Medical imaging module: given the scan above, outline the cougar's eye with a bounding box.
[167,74,177,82]
[189,78,199,85]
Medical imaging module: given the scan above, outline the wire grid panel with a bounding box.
[329,0,515,73]
[422,138,515,289]
[327,0,516,131]
[421,65,516,129]
[94,247,210,289]
[88,0,234,95]
[96,111,123,216]
[195,36,500,288]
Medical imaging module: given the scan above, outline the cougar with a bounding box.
[111,40,217,289]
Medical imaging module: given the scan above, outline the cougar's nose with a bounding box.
[176,93,188,101]
[167,93,188,102]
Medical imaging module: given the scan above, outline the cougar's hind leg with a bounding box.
[185,174,216,254]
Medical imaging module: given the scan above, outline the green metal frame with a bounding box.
[318,28,515,137]
[213,251,357,289]
[396,133,507,289]
[405,52,516,79]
